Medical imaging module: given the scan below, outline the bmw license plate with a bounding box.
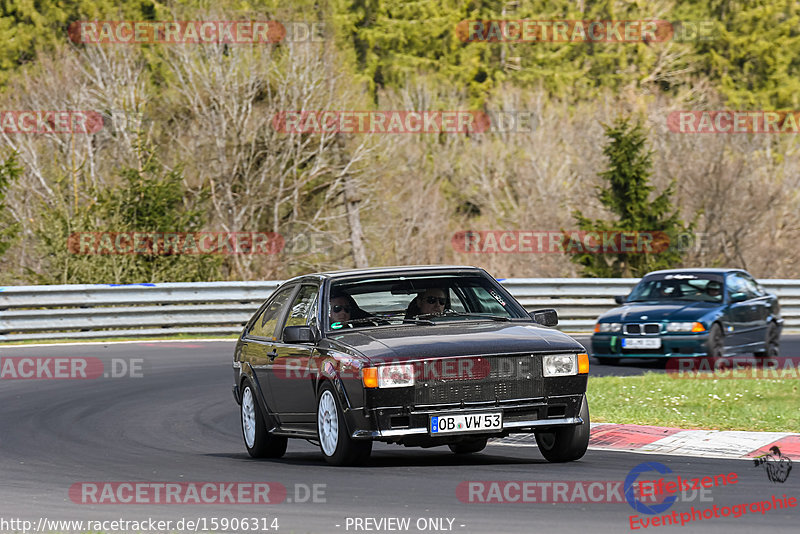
[430,412,502,435]
[622,337,662,349]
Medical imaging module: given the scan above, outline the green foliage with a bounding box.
[571,117,692,277]
[0,151,21,257]
[697,0,800,108]
[0,0,156,87]
[30,150,221,285]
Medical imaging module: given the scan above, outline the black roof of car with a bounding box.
[644,268,745,276]
[283,265,486,284]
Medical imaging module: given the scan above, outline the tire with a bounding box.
[317,382,372,466]
[534,395,590,463]
[240,380,288,458]
[754,322,780,358]
[706,323,724,361]
[595,357,620,366]
[448,438,488,454]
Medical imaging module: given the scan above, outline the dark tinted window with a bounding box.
[326,273,526,330]
[248,285,295,339]
[283,285,319,330]
[628,274,724,303]
[740,273,765,297]
[727,273,757,299]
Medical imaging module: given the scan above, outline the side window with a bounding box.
[741,274,765,297]
[248,285,295,339]
[284,285,319,330]
[726,274,751,299]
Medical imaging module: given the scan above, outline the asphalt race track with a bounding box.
[575,334,800,377]
[1,340,798,534]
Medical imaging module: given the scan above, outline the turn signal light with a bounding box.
[578,353,590,374]
[362,367,378,388]
[691,322,706,333]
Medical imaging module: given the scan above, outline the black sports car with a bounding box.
[232,265,590,465]
[591,268,782,364]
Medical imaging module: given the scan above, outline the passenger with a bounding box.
[405,288,449,318]
[706,281,722,300]
[658,283,679,298]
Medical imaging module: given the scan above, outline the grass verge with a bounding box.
[588,372,799,432]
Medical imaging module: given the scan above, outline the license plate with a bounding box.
[430,412,502,435]
[622,337,662,349]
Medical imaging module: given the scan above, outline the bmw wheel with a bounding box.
[706,323,724,360]
[755,322,780,358]
[317,382,371,466]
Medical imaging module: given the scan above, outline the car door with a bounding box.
[740,272,770,346]
[240,284,297,414]
[723,273,760,350]
[265,284,321,430]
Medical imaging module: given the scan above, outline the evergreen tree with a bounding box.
[0,152,21,258]
[570,117,692,277]
[31,146,222,285]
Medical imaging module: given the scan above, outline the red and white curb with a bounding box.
[493,423,800,460]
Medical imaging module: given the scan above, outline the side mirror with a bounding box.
[614,295,627,305]
[283,325,319,344]
[730,292,748,303]
[530,308,558,327]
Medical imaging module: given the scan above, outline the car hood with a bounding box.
[601,301,721,322]
[325,321,585,362]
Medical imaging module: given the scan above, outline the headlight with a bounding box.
[377,363,415,388]
[543,354,578,377]
[595,322,621,333]
[666,322,705,333]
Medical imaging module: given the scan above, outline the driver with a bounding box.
[405,288,449,318]
[329,292,358,325]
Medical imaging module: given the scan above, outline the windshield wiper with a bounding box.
[439,311,510,321]
[378,312,436,326]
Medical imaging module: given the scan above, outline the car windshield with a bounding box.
[627,274,724,303]
[326,274,526,330]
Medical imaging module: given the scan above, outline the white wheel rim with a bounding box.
[242,387,256,448]
[318,390,339,457]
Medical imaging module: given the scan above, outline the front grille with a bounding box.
[624,323,661,335]
[413,355,542,406]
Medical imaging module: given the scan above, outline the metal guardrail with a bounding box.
[0,279,798,341]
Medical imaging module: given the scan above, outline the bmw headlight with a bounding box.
[666,322,706,333]
[543,354,578,377]
[595,322,622,333]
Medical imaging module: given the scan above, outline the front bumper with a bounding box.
[591,332,710,358]
[351,393,585,441]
